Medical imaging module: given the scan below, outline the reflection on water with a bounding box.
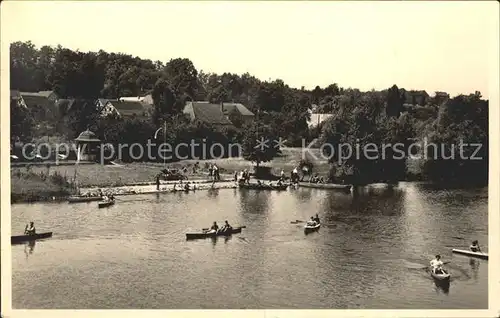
[434,279,450,295]
[23,240,36,259]
[11,182,488,309]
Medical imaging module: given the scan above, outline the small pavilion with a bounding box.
[75,129,101,162]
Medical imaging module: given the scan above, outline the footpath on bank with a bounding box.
[79,178,237,197]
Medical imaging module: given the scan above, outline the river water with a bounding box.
[11,182,488,309]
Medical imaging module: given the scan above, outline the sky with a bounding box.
[2,1,498,97]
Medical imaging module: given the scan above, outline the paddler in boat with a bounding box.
[292,167,299,183]
[307,217,317,226]
[430,255,444,274]
[470,240,481,253]
[280,169,285,182]
[313,214,320,224]
[24,222,36,235]
[220,220,233,233]
[208,221,219,234]
[184,182,191,191]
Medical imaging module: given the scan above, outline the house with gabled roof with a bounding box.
[183,102,233,126]
[98,99,149,119]
[403,90,429,106]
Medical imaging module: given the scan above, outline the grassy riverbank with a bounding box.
[11,169,76,203]
[12,148,328,185]
[10,147,424,203]
[11,148,328,202]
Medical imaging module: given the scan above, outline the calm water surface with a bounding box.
[11,182,488,309]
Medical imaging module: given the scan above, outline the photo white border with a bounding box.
[1,1,499,318]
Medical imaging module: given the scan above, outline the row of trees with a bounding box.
[10,41,488,185]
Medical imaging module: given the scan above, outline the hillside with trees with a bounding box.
[10,41,489,185]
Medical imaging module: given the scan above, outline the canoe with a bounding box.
[430,268,450,281]
[11,232,53,244]
[238,183,288,191]
[68,196,102,203]
[304,223,321,233]
[452,248,488,260]
[186,227,244,240]
[98,200,115,208]
[298,182,351,191]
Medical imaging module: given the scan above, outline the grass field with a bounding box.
[10,148,331,188]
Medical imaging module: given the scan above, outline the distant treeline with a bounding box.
[10,41,488,185]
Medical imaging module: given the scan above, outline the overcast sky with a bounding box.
[2,1,498,97]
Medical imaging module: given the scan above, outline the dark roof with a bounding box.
[404,90,429,97]
[184,102,233,125]
[75,129,100,142]
[99,98,119,106]
[20,93,56,109]
[37,90,56,98]
[111,100,147,117]
[221,102,255,116]
[56,99,77,114]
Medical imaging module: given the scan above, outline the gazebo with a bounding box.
[75,129,101,162]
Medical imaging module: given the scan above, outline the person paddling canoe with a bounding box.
[24,222,36,236]
[470,240,481,253]
[220,220,233,233]
[430,255,444,274]
[208,221,219,234]
[307,217,317,226]
[313,214,320,224]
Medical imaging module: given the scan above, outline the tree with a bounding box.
[10,41,40,91]
[163,58,199,99]
[10,99,34,144]
[422,93,488,184]
[386,84,405,117]
[151,78,179,125]
[241,122,281,167]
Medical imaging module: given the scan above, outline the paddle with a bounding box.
[201,225,246,231]
[421,261,451,270]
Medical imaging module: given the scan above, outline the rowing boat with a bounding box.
[68,196,102,203]
[98,200,115,208]
[304,223,321,233]
[186,227,244,240]
[298,182,351,191]
[430,268,450,281]
[452,248,488,260]
[11,232,53,244]
[238,183,288,191]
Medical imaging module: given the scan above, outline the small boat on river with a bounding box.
[304,223,321,233]
[11,232,53,244]
[98,200,115,208]
[186,226,245,240]
[68,196,102,203]
[238,183,288,191]
[298,182,351,192]
[452,248,488,260]
[430,267,451,281]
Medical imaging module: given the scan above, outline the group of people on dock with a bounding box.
[209,163,221,181]
[208,221,233,234]
[235,169,251,184]
[97,189,114,202]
